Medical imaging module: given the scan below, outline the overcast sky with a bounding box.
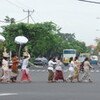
[0,0,100,46]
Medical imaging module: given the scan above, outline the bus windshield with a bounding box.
[63,49,76,64]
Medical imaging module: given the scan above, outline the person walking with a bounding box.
[66,57,75,82]
[10,52,19,82]
[54,57,65,82]
[0,48,10,83]
[48,57,57,83]
[71,56,80,82]
[81,57,93,82]
[20,52,31,82]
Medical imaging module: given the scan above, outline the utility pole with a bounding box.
[23,9,34,23]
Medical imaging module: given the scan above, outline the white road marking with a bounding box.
[36,70,41,72]
[30,69,100,73]
[0,93,18,96]
[41,70,46,72]
[91,70,94,72]
[96,70,100,72]
[31,70,35,71]
[63,70,68,72]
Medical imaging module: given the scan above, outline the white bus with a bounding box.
[63,49,77,64]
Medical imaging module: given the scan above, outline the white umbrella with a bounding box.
[15,36,28,58]
[0,34,5,42]
[15,36,28,44]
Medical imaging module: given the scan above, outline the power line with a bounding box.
[0,11,35,24]
[1,1,35,24]
[16,11,35,23]
[78,0,100,4]
[0,16,28,24]
[0,16,28,23]
[5,0,34,11]
[14,0,33,9]
[5,0,23,10]
[3,0,36,24]
[5,0,42,23]
[0,20,7,23]
[15,16,28,23]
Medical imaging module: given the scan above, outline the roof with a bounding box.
[88,45,97,48]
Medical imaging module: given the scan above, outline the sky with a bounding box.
[0,0,100,46]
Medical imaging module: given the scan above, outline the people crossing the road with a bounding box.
[0,65,100,83]
[0,55,100,84]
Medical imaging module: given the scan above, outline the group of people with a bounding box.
[0,48,31,83]
[48,57,65,83]
[0,48,94,84]
[47,56,94,83]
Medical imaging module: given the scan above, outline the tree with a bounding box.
[1,21,89,59]
[2,22,61,58]
[57,32,89,54]
[57,33,75,42]
[94,38,100,54]
[4,16,15,24]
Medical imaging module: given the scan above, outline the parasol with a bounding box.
[15,36,28,58]
[15,36,28,44]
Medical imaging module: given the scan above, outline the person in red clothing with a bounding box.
[10,52,19,82]
[54,57,65,82]
[20,52,31,82]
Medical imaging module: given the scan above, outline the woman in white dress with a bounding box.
[66,57,75,82]
[0,50,10,83]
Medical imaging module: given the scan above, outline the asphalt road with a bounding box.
[0,64,100,100]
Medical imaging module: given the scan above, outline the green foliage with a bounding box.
[1,21,89,59]
[4,16,15,24]
[57,33,89,54]
[94,38,100,54]
[58,33,75,42]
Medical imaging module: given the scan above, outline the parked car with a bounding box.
[90,55,98,65]
[33,57,48,66]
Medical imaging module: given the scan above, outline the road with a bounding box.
[0,64,100,100]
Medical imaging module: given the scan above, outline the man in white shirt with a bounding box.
[48,57,57,82]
